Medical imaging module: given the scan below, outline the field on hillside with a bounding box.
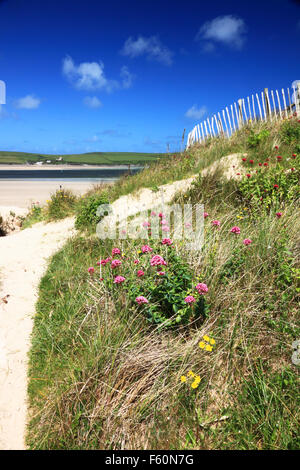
[27,118,300,450]
[0,151,166,165]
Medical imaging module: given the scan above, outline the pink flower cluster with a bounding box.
[150,255,167,266]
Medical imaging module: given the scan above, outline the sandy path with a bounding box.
[0,217,75,449]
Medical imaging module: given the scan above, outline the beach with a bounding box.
[0,180,98,208]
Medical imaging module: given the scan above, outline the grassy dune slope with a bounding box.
[27,119,300,450]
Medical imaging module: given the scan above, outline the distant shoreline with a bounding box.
[0,164,144,171]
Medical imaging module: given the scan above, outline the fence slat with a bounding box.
[261,91,266,120]
[287,88,292,117]
[275,89,282,119]
[226,107,233,134]
[247,97,252,121]
[230,104,236,130]
[282,88,287,118]
[256,93,263,120]
[271,90,277,121]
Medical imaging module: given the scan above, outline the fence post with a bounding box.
[264,88,271,120]
[238,99,244,128]
[296,83,300,116]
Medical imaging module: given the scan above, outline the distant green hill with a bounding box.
[0,151,167,165]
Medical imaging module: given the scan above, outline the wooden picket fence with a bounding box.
[186,82,300,149]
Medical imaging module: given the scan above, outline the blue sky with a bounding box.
[0,0,299,154]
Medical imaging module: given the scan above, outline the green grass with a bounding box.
[27,118,300,450]
[0,151,166,165]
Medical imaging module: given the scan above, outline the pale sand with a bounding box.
[0,181,96,208]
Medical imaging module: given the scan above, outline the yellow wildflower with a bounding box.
[191,381,199,389]
[180,375,187,383]
[187,370,195,377]
[205,344,213,352]
[194,375,201,384]
[203,335,210,342]
[209,338,215,345]
[199,341,205,349]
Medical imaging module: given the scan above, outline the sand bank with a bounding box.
[0,180,99,208]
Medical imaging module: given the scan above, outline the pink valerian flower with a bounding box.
[246,174,251,178]
[96,261,100,266]
[276,212,282,218]
[111,259,122,269]
[160,219,168,225]
[196,283,208,295]
[157,271,165,276]
[142,221,151,227]
[112,248,121,256]
[162,238,172,245]
[136,296,149,304]
[105,257,112,263]
[263,162,268,167]
[134,259,140,264]
[243,238,252,246]
[204,212,209,218]
[158,213,164,218]
[273,184,279,189]
[100,259,108,265]
[137,270,145,277]
[242,158,247,162]
[276,155,282,160]
[151,211,156,216]
[150,255,167,266]
[162,225,170,232]
[141,245,153,253]
[114,275,125,284]
[212,220,220,227]
[274,145,279,150]
[249,160,254,164]
[230,226,241,234]
[88,267,95,274]
[185,222,192,228]
[184,295,196,304]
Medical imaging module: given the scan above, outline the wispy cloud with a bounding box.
[83,96,102,108]
[14,94,40,109]
[196,15,247,50]
[85,135,101,143]
[185,105,207,120]
[120,66,135,89]
[62,56,134,92]
[120,35,173,65]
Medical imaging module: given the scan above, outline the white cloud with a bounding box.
[62,56,118,92]
[83,96,102,108]
[63,56,133,92]
[196,15,247,50]
[120,35,173,65]
[15,94,40,109]
[185,105,207,120]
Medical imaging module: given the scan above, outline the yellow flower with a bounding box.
[180,375,187,383]
[191,381,199,389]
[209,338,215,345]
[199,341,205,349]
[205,344,213,352]
[194,375,201,384]
[187,370,194,377]
[137,250,142,254]
[203,335,210,342]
